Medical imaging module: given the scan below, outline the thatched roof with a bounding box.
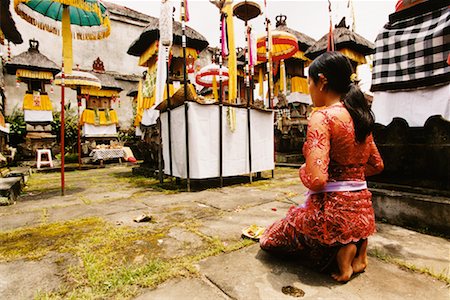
[275,15,316,52]
[127,18,209,56]
[103,1,155,24]
[5,39,59,74]
[126,88,138,97]
[90,72,123,91]
[0,0,23,45]
[305,18,375,60]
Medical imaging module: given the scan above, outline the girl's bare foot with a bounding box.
[331,243,357,282]
[352,239,368,273]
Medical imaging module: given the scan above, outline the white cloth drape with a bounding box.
[372,84,450,126]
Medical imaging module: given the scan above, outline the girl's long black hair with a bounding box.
[308,51,375,143]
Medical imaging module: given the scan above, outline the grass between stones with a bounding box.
[368,248,450,284]
[0,217,255,299]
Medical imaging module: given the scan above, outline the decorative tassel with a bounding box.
[212,75,218,100]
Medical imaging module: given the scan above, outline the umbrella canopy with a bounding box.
[14,0,110,40]
[257,30,299,62]
[54,70,101,89]
[305,18,375,61]
[196,64,229,87]
[233,1,261,22]
[5,39,60,76]
[0,0,23,45]
[127,18,209,57]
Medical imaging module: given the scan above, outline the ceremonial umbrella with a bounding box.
[196,63,230,87]
[196,63,229,101]
[54,70,101,169]
[14,0,110,195]
[256,30,299,62]
[256,30,298,106]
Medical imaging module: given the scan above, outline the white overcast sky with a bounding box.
[107,0,397,47]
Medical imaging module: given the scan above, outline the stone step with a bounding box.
[371,186,450,237]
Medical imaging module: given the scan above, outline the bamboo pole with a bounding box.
[165,46,173,177]
[219,14,224,188]
[181,0,191,191]
[60,61,65,195]
[245,20,252,183]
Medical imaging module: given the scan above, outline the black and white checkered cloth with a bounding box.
[371,1,449,92]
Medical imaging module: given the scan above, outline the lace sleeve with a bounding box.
[299,111,330,191]
[365,134,384,177]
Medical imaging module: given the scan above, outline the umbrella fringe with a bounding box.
[15,2,111,40]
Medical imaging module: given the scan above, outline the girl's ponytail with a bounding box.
[342,83,374,143]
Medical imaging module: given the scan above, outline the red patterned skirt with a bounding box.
[260,190,375,270]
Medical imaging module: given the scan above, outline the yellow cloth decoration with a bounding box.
[80,109,118,125]
[139,41,198,67]
[212,75,218,100]
[258,68,264,97]
[134,79,144,126]
[292,50,310,62]
[223,2,237,104]
[134,83,175,126]
[291,77,309,94]
[23,94,53,110]
[339,48,366,65]
[62,5,73,74]
[139,41,159,67]
[280,60,286,92]
[274,81,279,97]
[80,88,119,98]
[16,69,53,80]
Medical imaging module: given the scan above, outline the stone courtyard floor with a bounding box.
[0,165,449,299]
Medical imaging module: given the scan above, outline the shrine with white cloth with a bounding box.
[160,101,274,179]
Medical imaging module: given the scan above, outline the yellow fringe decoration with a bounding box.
[0,29,4,45]
[62,6,73,74]
[80,88,119,98]
[23,93,53,110]
[54,77,102,89]
[223,2,237,104]
[340,48,367,65]
[291,77,309,94]
[80,108,118,125]
[16,69,54,80]
[14,0,111,41]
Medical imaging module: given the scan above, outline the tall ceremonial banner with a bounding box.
[223,1,237,103]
